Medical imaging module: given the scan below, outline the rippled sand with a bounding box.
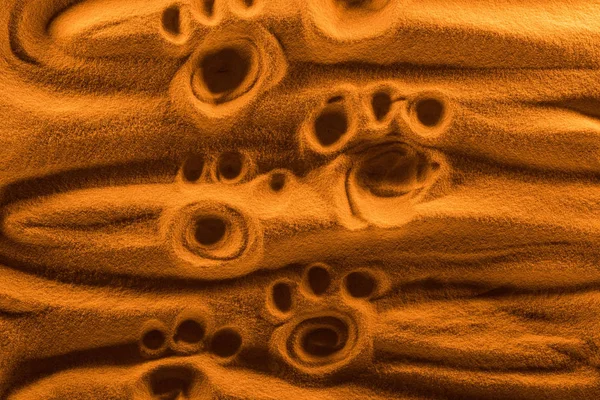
[1,0,600,399]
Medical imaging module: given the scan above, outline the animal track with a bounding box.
[199,0,216,20]
[345,140,446,227]
[305,263,332,296]
[140,320,170,359]
[400,91,453,140]
[136,364,212,400]
[181,154,206,182]
[179,151,256,185]
[138,310,242,361]
[267,263,387,381]
[209,328,243,358]
[171,312,208,355]
[3,0,600,399]
[371,91,393,121]
[148,365,195,400]
[302,92,357,155]
[214,151,254,183]
[160,3,193,45]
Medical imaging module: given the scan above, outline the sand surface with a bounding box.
[1,0,600,398]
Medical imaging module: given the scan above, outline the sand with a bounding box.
[1,0,600,398]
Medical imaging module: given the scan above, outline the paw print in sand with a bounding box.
[138,310,242,360]
[135,310,243,399]
[266,263,389,382]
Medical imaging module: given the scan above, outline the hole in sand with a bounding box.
[269,172,286,192]
[272,282,292,312]
[243,0,254,7]
[194,217,227,246]
[161,5,181,36]
[307,265,331,295]
[345,271,376,298]
[372,92,392,121]
[289,316,354,366]
[415,98,444,127]
[182,155,204,182]
[201,48,251,95]
[217,151,244,181]
[149,366,194,399]
[202,0,215,16]
[335,0,389,11]
[301,327,345,357]
[210,328,242,357]
[314,108,348,147]
[175,319,205,344]
[142,329,166,351]
[357,146,428,197]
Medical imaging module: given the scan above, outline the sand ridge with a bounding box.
[1,0,600,398]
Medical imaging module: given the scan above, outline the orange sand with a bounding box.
[1,0,600,399]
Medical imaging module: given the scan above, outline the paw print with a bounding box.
[138,310,243,360]
[265,263,388,381]
[134,309,244,400]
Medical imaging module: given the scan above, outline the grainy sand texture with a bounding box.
[1,0,600,399]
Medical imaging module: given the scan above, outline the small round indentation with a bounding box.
[272,282,292,313]
[175,319,205,344]
[306,265,331,295]
[182,155,204,182]
[201,48,251,96]
[415,98,444,127]
[243,0,254,6]
[202,0,215,16]
[161,5,181,36]
[269,172,286,192]
[301,327,344,357]
[194,217,227,246]
[345,271,376,298]
[140,320,169,359]
[371,92,392,121]
[314,108,348,147]
[217,152,244,181]
[210,328,242,357]
[143,329,166,351]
